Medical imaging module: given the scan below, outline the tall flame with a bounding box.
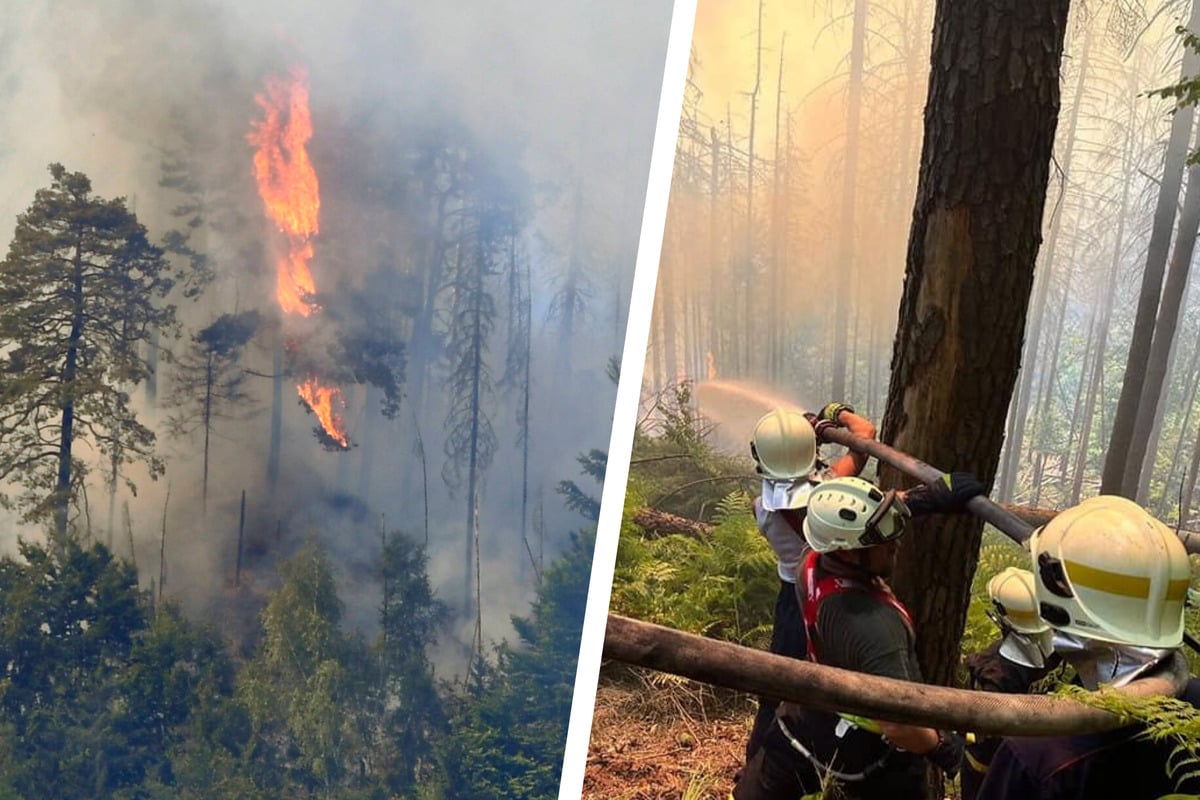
[249,67,349,448]
[247,67,321,316]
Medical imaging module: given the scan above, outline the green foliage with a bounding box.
[1056,683,1200,795]
[629,381,755,522]
[557,449,606,521]
[378,531,449,796]
[612,489,777,647]
[0,519,563,799]
[959,529,1030,664]
[0,164,181,534]
[442,530,595,799]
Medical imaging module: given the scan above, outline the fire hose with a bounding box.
[814,422,1200,555]
[815,422,1200,653]
[602,425,1200,735]
[604,614,1191,736]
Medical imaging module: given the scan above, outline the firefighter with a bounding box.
[733,474,983,800]
[742,403,877,759]
[960,567,1059,800]
[975,495,1199,800]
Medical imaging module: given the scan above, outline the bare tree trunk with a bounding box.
[1071,123,1134,504]
[1123,119,1200,497]
[831,0,869,399]
[881,0,1069,693]
[267,334,282,493]
[769,34,786,385]
[1158,336,1200,517]
[1102,1,1200,494]
[745,0,763,378]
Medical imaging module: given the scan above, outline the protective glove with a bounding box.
[818,402,855,425]
[803,411,820,428]
[902,471,986,516]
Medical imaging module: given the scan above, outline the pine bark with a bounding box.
[880,0,1070,689]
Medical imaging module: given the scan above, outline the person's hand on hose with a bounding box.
[818,402,855,426]
[902,472,986,516]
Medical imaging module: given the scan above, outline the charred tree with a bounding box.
[879,0,1069,694]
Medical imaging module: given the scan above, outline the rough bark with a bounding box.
[632,507,714,539]
[879,0,1069,689]
[998,25,1090,502]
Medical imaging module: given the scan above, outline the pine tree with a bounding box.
[0,164,179,539]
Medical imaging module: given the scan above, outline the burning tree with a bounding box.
[248,67,351,450]
[0,164,179,540]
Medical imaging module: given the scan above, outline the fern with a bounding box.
[1056,684,1200,794]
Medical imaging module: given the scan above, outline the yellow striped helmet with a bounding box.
[1030,495,1190,648]
[987,567,1049,635]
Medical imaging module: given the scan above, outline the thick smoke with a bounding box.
[0,0,674,663]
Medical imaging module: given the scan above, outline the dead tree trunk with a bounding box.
[831,0,869,399]
[1102,1,1200,495]
[880,0,1069,689]
[1123,118,1200,498]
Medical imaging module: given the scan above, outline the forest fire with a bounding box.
[248,67,349,448]
[298,379,348,449]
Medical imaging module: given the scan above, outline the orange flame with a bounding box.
[248,67,321,317]
[298,379,348,448]
[250,67,348,448]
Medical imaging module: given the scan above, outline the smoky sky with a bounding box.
[0,0,675,661]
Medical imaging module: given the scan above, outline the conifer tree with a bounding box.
[0,164,179,539]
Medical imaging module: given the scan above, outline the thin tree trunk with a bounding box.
[1102,1,1200,494]
[267,334,282,492]
[745,0,764,378]
[1124,119,1200,497]
[831,0,868,399]
[1071,183,1127,503]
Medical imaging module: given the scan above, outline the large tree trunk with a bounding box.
[997,25,1090,502]
[880,0,1069,692]
[1101,1,1200,495]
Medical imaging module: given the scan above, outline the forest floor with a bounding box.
[583,666,753,800]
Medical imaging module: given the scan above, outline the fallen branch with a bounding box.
[632,508,714,539]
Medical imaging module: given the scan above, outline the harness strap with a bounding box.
[775,715,891,782]
[799,550,914,663]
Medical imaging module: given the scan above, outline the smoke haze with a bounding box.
[0,0,676,664]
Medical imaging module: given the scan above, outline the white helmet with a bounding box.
[750,408,817,480]
[987,567,1049,635]
[802,476,910,553]
[1030,495,1191,649]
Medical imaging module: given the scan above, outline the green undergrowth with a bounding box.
[612,486,777,647]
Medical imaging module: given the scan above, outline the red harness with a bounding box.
[799,550,914,663]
